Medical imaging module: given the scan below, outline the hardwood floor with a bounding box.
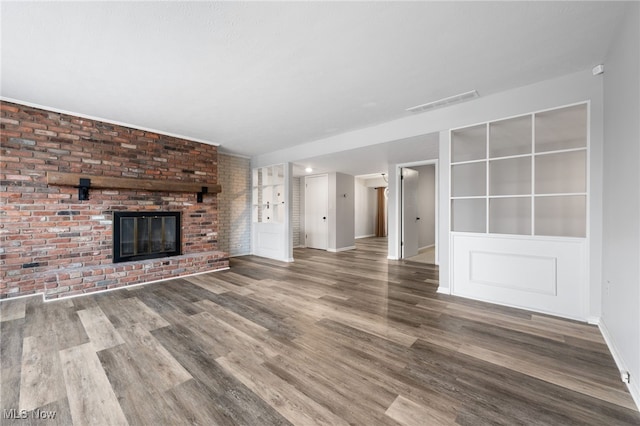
[1,237,638,425]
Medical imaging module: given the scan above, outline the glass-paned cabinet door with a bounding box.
[534,150,586,195]
[451,199,486,233]
[451,124,486,163]
[489,197,531,235]
[534,195,586,237]
[489,157,531,196]
[489,115,532,158]
[253,164,285,224]
[450,102,588,238]
[451,162,486,197]
[535,104,587,153]
[532,104,587,237]
[451,123,487,233]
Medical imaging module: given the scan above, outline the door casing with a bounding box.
[396,160,439,264]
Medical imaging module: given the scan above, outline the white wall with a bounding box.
[601,2,640,407]
[355,177,376,238]
[438,131,450,291]
[328,172,356,251]
[337,173,355,249]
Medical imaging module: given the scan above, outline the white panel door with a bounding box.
[305,175,328,250]
[402,168,419,258]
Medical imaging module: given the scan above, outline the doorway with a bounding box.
[304,174,329,250]
[399,162,438,264]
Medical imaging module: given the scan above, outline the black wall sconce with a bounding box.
[77,178,91,201]
[197,186,208,203]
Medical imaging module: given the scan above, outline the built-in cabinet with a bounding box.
[451,103,587,237]
[450,103,589,320]
[251,163,293,262]
[253,165,285,224]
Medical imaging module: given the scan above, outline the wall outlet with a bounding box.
[621,371,630,384]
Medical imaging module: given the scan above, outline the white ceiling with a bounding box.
[293,132,439,177]
[0,1,626,162]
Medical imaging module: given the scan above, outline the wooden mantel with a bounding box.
[46,172,222,194]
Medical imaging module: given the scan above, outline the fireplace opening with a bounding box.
[113,211,181,263]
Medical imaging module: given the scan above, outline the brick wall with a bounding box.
[218,154,251,256]
[0,101,228,299]
[292,177,302,247]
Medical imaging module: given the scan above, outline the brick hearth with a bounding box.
[0,101,228,299]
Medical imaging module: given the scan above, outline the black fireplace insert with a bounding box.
[113,211,181,263]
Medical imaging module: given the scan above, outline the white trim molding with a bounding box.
[328,246,356,253]
[229,252,251,258]
[356,234,376,239]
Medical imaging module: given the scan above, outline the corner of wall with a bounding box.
[600,1,640,412]
[437,130,451,291]
[599,319,640,411]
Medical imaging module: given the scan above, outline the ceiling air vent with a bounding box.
[406,90,479,113]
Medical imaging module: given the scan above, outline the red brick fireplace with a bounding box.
[0,101,228,300]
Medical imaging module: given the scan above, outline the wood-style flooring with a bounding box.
[1,237,639,425]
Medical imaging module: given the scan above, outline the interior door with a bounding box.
[402,168,419,258]
[305,175,328,250]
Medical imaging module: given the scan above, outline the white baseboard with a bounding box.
[387,255,399,260]
[247,250,293,262]
[599,320,640,411]
[419,244,435,251]
[355,234,375,239]
[586,316,601,326]
[229,251,251,258]
[328,246,356,253]
[436,286,451,295]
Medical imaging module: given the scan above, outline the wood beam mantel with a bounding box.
[46,172,222,194]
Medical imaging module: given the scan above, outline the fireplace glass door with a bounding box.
[113,212,181,263]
